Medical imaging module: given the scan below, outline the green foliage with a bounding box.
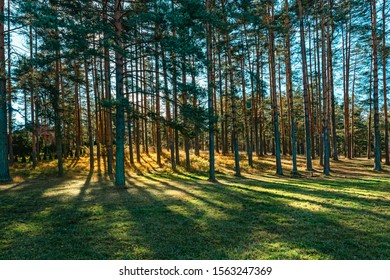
[8,0,390,177]
[12,128,32,157]
[180,103,208,137]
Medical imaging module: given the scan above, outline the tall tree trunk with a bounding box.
[103,0,113,176]
[0,0,11,182]
[330,59,338,161]
[162,50,175,170]
[92,39,102,173]
[268,1,283,175]
[243,24,254,165]
[321,0,330,175]
[173,52,180,165]
[114,0,125,187]
[383,0,389,165]
[308,20,316,160]
[224,0,241,176]
[212,40,219,155]
[182,58,190,170]
[327,2,338,161]
[371,0,382,171]
[224,47,230,155]
[74,61,81,159]
[154,14,162,166]
[6,0,12,165]
[51,1,63,176]
[242,55,252,167]
[170,7,180,166]
[135,44,141,163]
[278,58,286,156]
[125,58,134,165]
[99,55,107,171]
[343,15,352,159]
[260,50,266,156]
[54,56,63,175]
[315,11,323,165]
[59,59,67,159]
[29,24,37,168]
[217,39,226,155]
[255,34,261,156]
[368,60,372,160]
[192,69,200,157]
[142,54,149,155]
[351,53,357,158]
[285,0,298,175]
[298,0,313,171]
[206,0,215,181]
[34,31,40,161]
[84,59,94,171]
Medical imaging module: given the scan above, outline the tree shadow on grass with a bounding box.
[0,171,389,260]
[0,171,101,258]
[130,173,390,259]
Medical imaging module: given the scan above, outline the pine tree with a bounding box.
[206,0,215,182]
[383,0,389,165]
[114,0,125,187]
[0,0,11,182]
[298,0,313,171]
[285,0,298,175]
[268,0,282,175]
[371,0,381,171]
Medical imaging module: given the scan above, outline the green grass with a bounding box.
[0,156,389,259]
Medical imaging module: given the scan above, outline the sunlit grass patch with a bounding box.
[1,153,390,259]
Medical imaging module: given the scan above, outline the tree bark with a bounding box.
[92,39,103,173]
[155,12,162,166]
[206,0,216,181]
[298,0,313,171]
[268,0,283,175]
[103,0,113,176]
[135,44,141,163]
[74,61,81,159]
[285,0,298,175]
[371,0,382,171]
[162,50,175,170]
[7,0,12,165]
[327,2,338,161]
[125,57,134,165]
[84,59,94,171]
[351,53,357,158]
[224,0,241,176]
[217,38,226,156]
[182,58,190,171]
[383,0,389,165]
[54,55,63,175]
[343,15,352,159]
[242,55,252,167]
[321,0,330,175]
[0,0,11,182]
[114,0,125,187]
[29,24,37,168]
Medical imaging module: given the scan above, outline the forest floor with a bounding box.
[0,151,390,259]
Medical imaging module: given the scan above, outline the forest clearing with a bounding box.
[1,153,389,260]
[0,0,390,263]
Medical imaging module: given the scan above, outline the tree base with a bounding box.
[208,178,218,183]
[0,178,12,184]
[290,171,300,177]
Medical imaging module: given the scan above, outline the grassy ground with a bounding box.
[0,152,389,259]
